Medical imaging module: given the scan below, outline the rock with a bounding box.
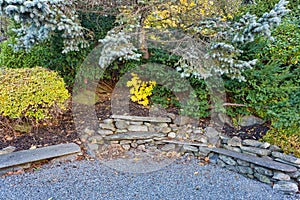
[225,165,237,172]
[116,129,128,133]
[208,137,220,146]
[120,140,131,145]
[261,156,273,161]
[218,113,233,127]
[272,172,290,181]
[122,144,131,151]
[161,127,172,134]
[288,170,300,178]
[208,153,219,164]
[137,145,146,151]
[0,146,16,155]
[144,139,154,143]
[269,145,282,152]
[87,143,99,151]
[236,166,253,174]
[167,132,176,139]
[223,145,242,153]
[89,136,104,144]
[136,140,145,144]
[182,145,198,152]
[227,136,242,147]
[128,125,148,132]
[167,113,176,120]
[144,122,151,127]
[238,115,265,126]
[97,129,114,135]
[247,174,254,179]
[259,142,271,149]
[254,166,273,176]
[149,104,168,117]
[198,147,211,157]
[273,181,299,194]
[99,123,116,131]
[111,115,171,123]
[84,127,95,135]
[161,144,176,151]
[105,132,165,141]
[189,134,207,143]
[240,146,271,156]
[204,127,220,138]
[193,128,204,134]
[157,123,169,128]
[103,119,113,124]
[219,134,230,144]
[79,135,88,143]
[219,155,236,166]
[217,159,226,168]
[236,159,250,167]
[274,158,300,168]
[174,116,197,126]
[254,173,272,184]
[115,120,129,129]
[242,139,263,147]
[130,121,143,125]
[272,152,300,165]
[131,143,138,148]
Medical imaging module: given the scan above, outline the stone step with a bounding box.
[162,140,208,147]
[0,143,81,169]
[111,115,171,123]
[105,132,166,140]
[209,147,297,173]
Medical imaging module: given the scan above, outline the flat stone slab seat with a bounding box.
[162,140,209,147]
[0,143,81,169]
[111,115,171,123]
[210,147,297,173]
[105,132,165,140]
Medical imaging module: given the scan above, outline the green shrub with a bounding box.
[224,16,300,155]
[0,67,70,122]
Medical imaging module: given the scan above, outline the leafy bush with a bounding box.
[263,126,300,157]
[224,16,300,154]
[127,73,156,106]
[0,67,70,122]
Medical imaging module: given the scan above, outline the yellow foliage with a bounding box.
[144,0,241,30]
[126,73,156,106]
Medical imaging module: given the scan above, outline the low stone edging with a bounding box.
[0,143,81,176]
[80,115,300,194]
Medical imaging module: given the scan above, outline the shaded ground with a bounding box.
[0,89,270,152]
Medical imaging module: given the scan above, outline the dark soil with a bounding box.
[0,89,270,152]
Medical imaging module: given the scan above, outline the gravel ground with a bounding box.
[0,157,299,200]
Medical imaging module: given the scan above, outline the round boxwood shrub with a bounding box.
[0,67,70,122]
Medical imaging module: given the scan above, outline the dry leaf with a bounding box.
[194,171,199,175]
[133,157,141,161]
[204,157,210,162]
[29,145,37,150]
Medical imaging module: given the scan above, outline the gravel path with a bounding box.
[0,157,299,200]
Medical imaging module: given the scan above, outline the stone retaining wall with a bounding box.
[81,115,299,194]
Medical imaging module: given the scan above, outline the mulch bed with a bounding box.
[0,90,270,152]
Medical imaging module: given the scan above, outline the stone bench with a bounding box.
[111,115,171,123]
[209,147,297,173]
[0,143,81,170]
[105,132,166,141]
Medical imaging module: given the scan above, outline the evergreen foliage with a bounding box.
[0,0,88,53]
